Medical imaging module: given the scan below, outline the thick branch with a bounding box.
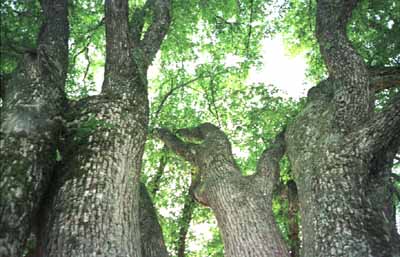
[103,0,134,92]
[316,0,371,131]
[140,0,171,65]
[357,92,400,154]
[38,0,69,81]
[156,128,198,164]
[256,131,286,180]
[369,66,400,92]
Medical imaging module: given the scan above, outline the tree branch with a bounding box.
[103,0,136,92]
[316,0,371,131]
[129,0,154,45]
[369,66,400,92]
[140,0,171,66]
[153,75,205,122]
[256,131,286,180]
[155,128,198,164]
[357,92,400,155]
[149,146,168,196]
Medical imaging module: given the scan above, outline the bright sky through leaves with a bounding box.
[93,35,310,99]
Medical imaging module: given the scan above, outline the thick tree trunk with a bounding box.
[285,1,400,256]
[43,93,148,256]
[157,124,289,257]
[41,0,170,256]
[286,79,400,257]
[0,1,69,256]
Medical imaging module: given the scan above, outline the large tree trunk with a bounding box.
[1,0,171,256]
[42,0,171,256]
[285,1,400,256]
[157,124,289,257]
[0,1,69,256]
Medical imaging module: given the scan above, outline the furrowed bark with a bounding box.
[139,183,169,257]
[286,83,398,257]
[285,1,399,256]
[43,0,171,256]
[316,0,371,132]
[0,0,69,256]
[157,123,289,257]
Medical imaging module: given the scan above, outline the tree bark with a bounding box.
[40,0,171,256]
[157,124,289,257]
[0,1,69,256]
[285,1,400,256]
[139,183,169,257]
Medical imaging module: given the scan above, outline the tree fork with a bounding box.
[156,123,289,257]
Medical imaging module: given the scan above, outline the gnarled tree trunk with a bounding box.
[285,1,400,256]
[157,123,289,257]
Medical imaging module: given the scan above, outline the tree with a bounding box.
[1,0,399,256]
[156,123,289,256]
[285,0,400,256]
[1,0,171,256]
[154,1,400,257]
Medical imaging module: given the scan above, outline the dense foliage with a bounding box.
[1,0,398,256]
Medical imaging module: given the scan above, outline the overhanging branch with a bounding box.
[140,0,171,66]
[256,131,286,180]
[155,128,198,164]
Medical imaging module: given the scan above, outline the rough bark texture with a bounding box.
[285,1,400,257]
[0,1,69,256]
[139,183,169,257]
[157,124,289,257]
[42,0,171,256]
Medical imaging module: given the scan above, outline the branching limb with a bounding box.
[153,75,206,122]
[254,131,286,197]
[256,131,286,179]
[316,0,371,131]
[357,92,400,155]
[155,128,198,164]
[140,0,171,65]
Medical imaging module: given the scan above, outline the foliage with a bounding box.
[1,0,399,256]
